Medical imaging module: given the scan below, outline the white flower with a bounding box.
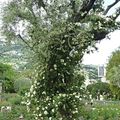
[75,22,81,26]
[55,104,58,107]
[79,98,82,100]
[75,95,79,99]
[58,73,61,75]
[62,40,65,44]
[27,101,31,106]
[27,106,30,112]
[33,91,36,95]
[59,118,63,120]
[74,51,78,54]
[49,117,52,120]
[36,107,39,110]
[53,64,57,70]
[46,96,49,101]
[53,100,55,103]
[21,101,25,104]
[54,64,57,68]
[51,109,55,113]
[36,82,40,85]
[34,80,37,84]
[27,92,30,97]
[72,110,78,114]
[35,117,38,120]
[48,103,50,106]
[31,94,34,98]
[44,110,48,115]
[60,59,64,63]
[30,85,34,92]
[62,94,66,97]
[92,108,96,110]
[42,91,46,95]
[64,63,66,66]
[73,92,76,95]
[39,114,42,116]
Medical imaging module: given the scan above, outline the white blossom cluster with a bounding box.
[24,86,83,120]
[22,65,84,120]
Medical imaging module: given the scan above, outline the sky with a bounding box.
[83,0,120,65]
[82,30,120,65]
[0,0,120,65]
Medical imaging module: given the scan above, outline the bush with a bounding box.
[14,78,32,95]
[0,100,11,107]
[86,102,120,120]
[87,82,112,100]
[1,93,18,101]
[0,105,34,120]
[0,63,16,93]
[8,95,22,105]
[1,93,22,105]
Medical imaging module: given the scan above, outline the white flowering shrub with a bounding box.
[24,78,85,120]
[2,0,120,119]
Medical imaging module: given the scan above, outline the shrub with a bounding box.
[14,78,32,95]
[0,63,16,93]
[1,93,22,105]
[0,100,11,107]
[1,93,18,101]
[86,102,120,120]
[0,105,34,120]
[8,95,22,105]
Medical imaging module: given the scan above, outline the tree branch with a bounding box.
[93,30,109,41]
[112,7,120,20]
[17,34,35,52]
[17,34,47,58]
[73,0,97,22]
[37,0,46,11]
[70,0,76,14]
[104,0,120,15]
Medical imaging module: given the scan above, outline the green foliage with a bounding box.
[87,82,112,99]
[1,93,17,101]
[0,105,34,120]
[14,78,32,95]
[2,0,120,119]
[86,102,120,120]
[7,95,22,105]
[106,48,120,99]
[106,49,120,75]
[1,93,21,105]
[0,63,16,93]
[110,84,120,100]
[0,93,34,120]
[0,100,11,107]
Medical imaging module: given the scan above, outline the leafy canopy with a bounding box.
[106,48,120,99]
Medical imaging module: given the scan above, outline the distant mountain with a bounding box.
[0,37,27,69]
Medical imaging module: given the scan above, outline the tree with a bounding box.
[0,63,16,93]
[106,49,120,99]
[87,82,112,100]
[1,0,120,119]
